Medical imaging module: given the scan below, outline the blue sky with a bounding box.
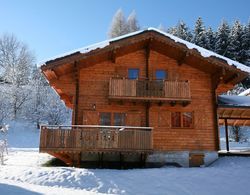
[1,0,249,63]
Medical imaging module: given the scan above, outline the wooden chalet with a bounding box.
[39,28,250,167]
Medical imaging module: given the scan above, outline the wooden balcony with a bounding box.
[109,78,191,102]
[40,125,153,153]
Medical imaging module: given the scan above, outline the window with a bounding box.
[114,113,126,126]
[128,68,139,79]
[183,112,193,128]
[100,112,111,125]
[171,112,193,128]
[171,112,181,128]
[155,70,167,80]
[99,112,126,126]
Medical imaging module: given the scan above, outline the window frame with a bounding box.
[171,111,194,129]
[99,112,126,126]
[128,68,140,80]
[99,112,112,126]
[155,69,167,80]
[113,112,126,126]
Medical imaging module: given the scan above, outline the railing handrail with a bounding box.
[111,77,189,83]
[41,125,153,131]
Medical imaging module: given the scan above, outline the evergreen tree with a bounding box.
[167,26,177,35]
[206,27,216,51]
[108,9,128,38]
[127,10,140,33]
[227,20,245,61]
[242,20,250,65]
[175,21,192,41]
[192,17,208,48]
[214,20,231,56]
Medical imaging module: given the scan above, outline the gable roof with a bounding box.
[40,28,250,108]
[39,27,250,74]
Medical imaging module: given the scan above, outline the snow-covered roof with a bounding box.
[238,88,250,96]
[38,27,250,74]
[218,95,250,108]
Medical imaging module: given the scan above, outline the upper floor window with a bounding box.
[171,112,193,128]
[128,68,139,79]
[155,70,167,80]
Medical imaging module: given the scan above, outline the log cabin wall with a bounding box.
[76,50,147,127]
[73,48,217,152]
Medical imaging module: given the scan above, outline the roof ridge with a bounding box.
[38,27,250,74]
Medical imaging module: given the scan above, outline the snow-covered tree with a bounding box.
[0,124,8,165]
[192,17,208,48]
[174,21,192,41]
[167,26,177,35]
[108,9,128,38]
[206,27,216,51]
[242,20,250,66]
[43,89,71,125]
[0,34,35,119]
[0,34,34,85]
[158,24,167,32]
[127,10,140,33]
[0,84,10,124]
[226,83,246,95]
[230,126,246,143]
[227,20,245,62]
[214,20,231,56]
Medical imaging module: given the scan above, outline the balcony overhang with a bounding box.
[108,95,191,104]
[108,78,191,105]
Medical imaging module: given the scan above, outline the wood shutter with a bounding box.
[126,112,141,126]
[82,111,99,125]
[158,111,171,127]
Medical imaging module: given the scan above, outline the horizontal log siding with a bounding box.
[49,49,217,152]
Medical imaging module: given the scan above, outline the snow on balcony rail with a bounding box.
[40,125,153,131]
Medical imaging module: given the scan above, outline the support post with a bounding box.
[145,40,151,127]
[211,81,220,151]
[146,103,150,127]
[74,61,79,125]
[225,118,229,152]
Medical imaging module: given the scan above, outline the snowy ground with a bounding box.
[0,120,250,194]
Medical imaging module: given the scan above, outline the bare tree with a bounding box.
[230,126,246,143]
[0,33,35,119]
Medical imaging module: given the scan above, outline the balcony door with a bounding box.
[154,70,167,97]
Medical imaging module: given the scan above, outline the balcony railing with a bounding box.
[109,78,191,101]
[40,125,153,153]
